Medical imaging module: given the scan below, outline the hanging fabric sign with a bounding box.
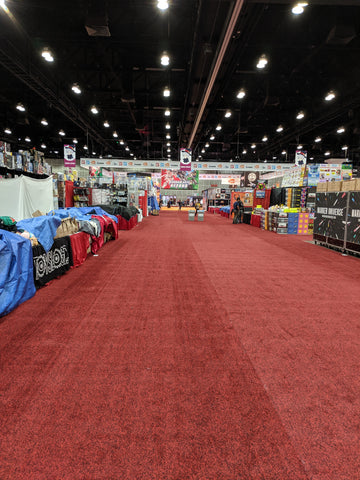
[64,144,76,168]
[295,150,307,166]
[180,148,192,171]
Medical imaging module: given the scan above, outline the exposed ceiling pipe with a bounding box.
[187,0,246,149]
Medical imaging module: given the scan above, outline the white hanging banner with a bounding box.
[295,150,307,166]
[64,144,76,168]
[180,148,192,171]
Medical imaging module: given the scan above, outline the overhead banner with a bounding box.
[64,145,76,168]
[161,169,199,190]
[81,158,295,172]
[221,176,241,185]
[180,148,192,171]
[295,150,307,166]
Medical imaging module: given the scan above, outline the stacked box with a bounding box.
[287,212,299,234]
[285,188,292,208]
[316,182,328,192]
[300,188,308,208]
[291,187,302,208]
[306,187,316,210]
[297,213,310,234]
[327,180,342,192]
[341,179,356,191]
[260,210,268,230]
[272,212,288,234]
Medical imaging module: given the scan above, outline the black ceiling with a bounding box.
[1,0,360,165]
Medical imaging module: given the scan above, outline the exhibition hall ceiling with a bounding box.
[0,0,360,164]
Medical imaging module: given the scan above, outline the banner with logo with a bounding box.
[64,145,76,168]
[314,192,347,240]
[161,169,199,190]
[221,176,241,186]
[180,148,192,171]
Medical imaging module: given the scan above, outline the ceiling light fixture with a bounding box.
[237,88,246,99]
[25,136,31,142]
[297,144,303,150]
[292,2,308,15]
[224,110,232,118]
[41,143,46,149]
[342,145,348,151]
[103,120,110,128]
[0,0,9,12]
[16,102,25,112]
[205,143,210,148]
[157,0,169,11]
[282,150,287,155]
[83,145,88,150]
[164,109,171,116]
[130,153,134,156]
[41,48,54,63]
[91,105,99,114]
[325,90,336,102]
[165,123,171,129]
[113,131,118,138]
[4,127,11,134]
[73,138,78,144]
[166,142,171,147]
[120,139,125,145]
[40,118,48,126]
[276,125,283,132]
[167,148,171,153]
[59,129,65,136]
[210,134,215,140]
[251,144,256,149]
[337,126,345,134]
[324,151,331,156]
[296,110,305,120]
[166,134,171,139]
[242,149,247,154]
[201,149,205,153]
[262,135,268,142]
[71,83,81,94]
[160,52,170,66]
[125,146,130,151]
[163,86,170,97]
[256,54,268,69]
[216,124,222,131]
[315,136,322,143]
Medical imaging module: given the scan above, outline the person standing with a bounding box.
[194,200,201,216]
[231,197,244,224]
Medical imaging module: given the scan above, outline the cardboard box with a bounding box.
[316,182,328,192]
[327,180,342,192]
[341,179,356,191]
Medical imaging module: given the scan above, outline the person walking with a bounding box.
[231,197,244,224]
[194,200,201,216]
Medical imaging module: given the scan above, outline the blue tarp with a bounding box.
[220,206,231,213]
[148,197,160,211]
[0,230,36,317]
[48,207,118,224]
[17,215,62,252]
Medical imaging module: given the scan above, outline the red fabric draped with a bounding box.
[70,232,90,267]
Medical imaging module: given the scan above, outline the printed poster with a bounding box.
[180,148,192,171]
[161,169,199,190]
[64,144,76,168]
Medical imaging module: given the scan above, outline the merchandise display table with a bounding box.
[116,215,138,230]
[70,232,91,268]
[250,214,262,228]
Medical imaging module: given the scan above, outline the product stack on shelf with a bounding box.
[260,209,269,230]
[287,212,299,234]
[271,211,288,234]
[73,187,90,207]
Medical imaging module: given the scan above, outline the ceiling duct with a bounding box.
[326,25,356,45]
[85,1,111,37]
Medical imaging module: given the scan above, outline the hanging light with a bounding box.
[160,52,170,66]
[237,88,246,99]
[83,145,88,150]
[224,110,232,118]
[337,126,345,134]
[130,153,134,156]
[41,143,46,149]
[262,135,268,142]
[166,134,171,139]
[166,142,171,146]
[163,86,170,97]
[167,148,171,152]
[41,118,48,126]
[157,0,169,11]
[315,136,322,143]
[71,83,81,94]
[256,54,268,69]
[125,146,130,151]
[342,145,348,151]
[91,105,99,114]
[16,102,26,112]
[25,136,31,142]
[120,139,125,145]
[276,125,283,132]
[324,151,331,156]
[325,90,336,102]
[41,47,54,63]
[103,120,110,127]
[282,150,287,155]
[205,142,210,148]
[242,149,247,154]
[216,124,222,131]
[296,110,305,120]
[210,134,215,140]
[4,127,12,134]
[164,109,171,116]
[251,144,256,149]
[0,1,9,12]
[165,123,171,129]
[292,3,308,15]
[73,138,78,144]
[297,144,303,150]
[59,129,65,136]
[113,131,118,138]
[201,149,205,153]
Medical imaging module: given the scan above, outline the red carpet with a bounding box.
[0,211,359,479]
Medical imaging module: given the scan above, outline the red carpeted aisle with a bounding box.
[0,211,359,479]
